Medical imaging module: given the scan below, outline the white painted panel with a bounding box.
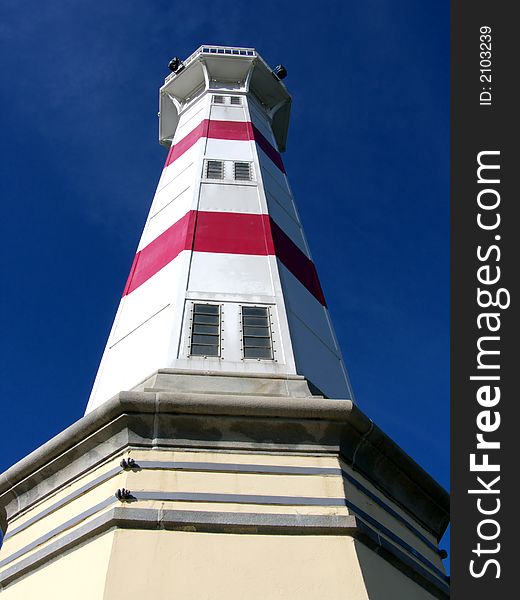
[171,356,294,376]
[184,291,277,304]
[278,263,339,355]
[174,103,206,141]
[91,304,175,406]
[150,163,195,217]
[248,102,275,143]
[188,253,275,296]
[205,139,254,161]
[142,187,193,248]
[264,186,299,224]
[262,169,293,208]
[199,183,262,215]
[178,94,207,123]
[267,199,309,256]
[110,256,187,343]
[157,139,205,191]
[258,152,290,193]
[287,313,352,399]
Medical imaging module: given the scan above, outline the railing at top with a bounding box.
[164,46,257,84]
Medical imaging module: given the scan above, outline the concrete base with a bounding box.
[0,372,449,598]
[132,368,323,398]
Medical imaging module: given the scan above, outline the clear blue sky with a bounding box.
[0,0,449,555]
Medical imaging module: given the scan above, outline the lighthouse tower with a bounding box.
[0,47,449,600]
[86,45,352,412]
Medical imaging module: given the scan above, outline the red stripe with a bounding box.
[123,210,325,305]
[269,220,326,306]
[193,212,275,255]
[251,124,286,173]
[123,211,196,295]
[207,120,252,141]
[165,121,209,167]
[164,119,285,173]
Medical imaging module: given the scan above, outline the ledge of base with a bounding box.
[131,369,323,399]
[0,509,449,598]
[0,375,449,542]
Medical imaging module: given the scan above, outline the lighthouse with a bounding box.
[0,46,449,599]
[86,45,353,412]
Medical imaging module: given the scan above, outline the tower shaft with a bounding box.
[87,46,351,412]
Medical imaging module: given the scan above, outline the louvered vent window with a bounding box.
[230,96,242,106]
[206,160,224,179]
[190,304,220,357]
[242,306,273,359]
[234,162,252,181]
[213,95,225,104]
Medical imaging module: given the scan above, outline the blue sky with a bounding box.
[0,0,449,554]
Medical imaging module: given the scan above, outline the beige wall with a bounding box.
[0,532,114,600]
[5,454,122,537]
[1,448,446,598]
[340,460,443,571]
[1,529,442,600]
[103,529,370,600]
[355,540,439,600]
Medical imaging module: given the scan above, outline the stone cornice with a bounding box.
[0,388,449,540]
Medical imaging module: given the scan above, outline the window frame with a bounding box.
[203,159,254,183]
[234,161,252,181]
[205,159,225,180]
[189,303,221,358]
[211,94,242,106]
[240,305,274,360]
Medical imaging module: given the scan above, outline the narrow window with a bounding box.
[206,159,224,179]
[213,95,225,104]
[230,96,242,106]
[242,306,273,359]
[234,161,252,181]
[190,304,220,356]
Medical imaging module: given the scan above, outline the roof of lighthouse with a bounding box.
[159,45,291,152]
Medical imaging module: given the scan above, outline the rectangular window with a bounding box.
[206,159,224,179]
[190,304,220,356]
[242,306,273,359]
[230,96,242,106]
[213,95,225,104]
[234,161,252,181]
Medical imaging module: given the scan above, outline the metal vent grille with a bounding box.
[242,306,273,359]
[213,95,225,104]
[206,160,224,179]
[230,96,242,106]
[234,162,252,181]
[190,304,220,357]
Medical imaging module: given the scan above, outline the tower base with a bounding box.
[0,372,449,599]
